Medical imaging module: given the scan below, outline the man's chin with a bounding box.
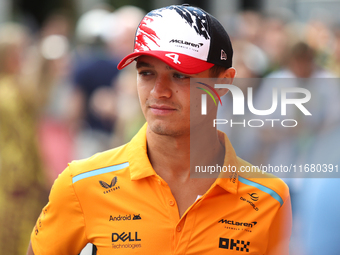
[148,122,188,137]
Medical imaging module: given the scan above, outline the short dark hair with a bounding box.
[290,42,315,61]
[209,65,228,78]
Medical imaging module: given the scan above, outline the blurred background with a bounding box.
[0,0,339,254]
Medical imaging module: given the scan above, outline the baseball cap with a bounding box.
[117,4,233,74]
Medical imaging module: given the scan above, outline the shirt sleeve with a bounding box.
[265,194,292,255]
[31,166,88,255]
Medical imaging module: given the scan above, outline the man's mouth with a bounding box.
[149,104,177,115]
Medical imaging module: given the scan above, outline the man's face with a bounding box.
[136,56,211,137]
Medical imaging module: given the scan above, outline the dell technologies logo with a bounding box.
[112,232,141,242]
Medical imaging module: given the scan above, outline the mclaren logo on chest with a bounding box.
[99,176,120,194]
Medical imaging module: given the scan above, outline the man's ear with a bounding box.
[216,67,237,97]
[221,67,236,80]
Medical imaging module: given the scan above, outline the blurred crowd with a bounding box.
[0,3,339,255]
[218,8,340,255]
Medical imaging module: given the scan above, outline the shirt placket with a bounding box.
[154,176,180,253]
[157,176,209,254]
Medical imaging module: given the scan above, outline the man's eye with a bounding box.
[138,71,153,76]
[173,73,189,79]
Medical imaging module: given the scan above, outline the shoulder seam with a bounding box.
[72,162,130,184]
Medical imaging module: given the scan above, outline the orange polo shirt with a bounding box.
[31,124,292,254]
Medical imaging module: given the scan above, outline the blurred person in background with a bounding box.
[253,41,340,254]
[259,9,293,75]
[305,15,334,68]
[288,18,340,255]
[225,8,293,76]
[230,39,269,79]
[36,11,75,185]
[105,5,146,146]
[67,5,120,159]
[0,22,53,255]
[232,11,264,46]
[253,42,337,167]
[269,41,335,79]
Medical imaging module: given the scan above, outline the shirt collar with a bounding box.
[127,123,239,194]
[214,130,239,195]
[127,123,157,180]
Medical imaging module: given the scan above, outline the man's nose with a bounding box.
[150,74,172,98]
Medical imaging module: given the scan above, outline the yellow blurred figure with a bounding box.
[0,23,49,255]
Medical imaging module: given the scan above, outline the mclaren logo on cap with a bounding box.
[169,39,204,48]
[221,50,227,60]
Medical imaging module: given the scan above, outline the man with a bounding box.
[27,4,292,255]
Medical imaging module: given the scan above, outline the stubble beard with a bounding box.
[149,121,189,137]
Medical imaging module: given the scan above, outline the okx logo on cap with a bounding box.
[118,5,233,74]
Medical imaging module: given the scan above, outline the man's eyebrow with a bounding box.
[136,61,154,69]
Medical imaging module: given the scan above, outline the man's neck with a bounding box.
[146,125,225,182]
